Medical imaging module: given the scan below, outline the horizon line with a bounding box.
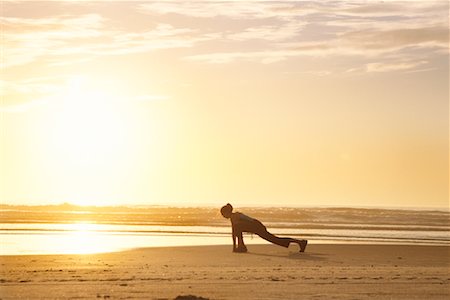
[1,202,448,212]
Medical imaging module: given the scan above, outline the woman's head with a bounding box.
[220,203,233,218]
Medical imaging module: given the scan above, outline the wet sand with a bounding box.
[0,244,449,299]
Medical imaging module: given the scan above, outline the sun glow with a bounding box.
[61,222,110,254]
[46,75,135,206]
[54,76,128,164]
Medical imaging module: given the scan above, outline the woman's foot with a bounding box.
[234,245,248,253]
[299,240,308,252]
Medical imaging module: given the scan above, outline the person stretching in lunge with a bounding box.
[220,203,308,253]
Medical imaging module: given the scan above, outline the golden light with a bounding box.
[47,75,135,206]
[54,76,127,165]
[65,222,109,254]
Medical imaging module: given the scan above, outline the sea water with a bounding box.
[1,206,448,255]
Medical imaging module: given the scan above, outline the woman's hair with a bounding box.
[220,203,233,217]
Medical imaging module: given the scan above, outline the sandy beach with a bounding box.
[0,244,449,299]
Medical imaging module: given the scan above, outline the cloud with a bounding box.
[2,13,212,68]
[185,50,301,64]
[2,14,105,67]
[175,0,447,72]
[139,1,446,22]
[0,77,61,98]
[3,0,447,74]
[138,1,311,44]
[343,0,448,17]
[2,13,104,34]
[227,21,307,42]
[338,26,449,51]
[289,25,449,57]
[187,24,448,66]
[91,24,204,56]
[0,76,67,113]
[365,60,428,73]
[138,2,297,19]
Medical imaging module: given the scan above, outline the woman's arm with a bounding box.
[230,214,238,251]
[232,227,237,251]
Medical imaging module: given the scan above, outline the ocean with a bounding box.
[1,205,449,255]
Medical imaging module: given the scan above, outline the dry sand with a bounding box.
[0,244,449,299]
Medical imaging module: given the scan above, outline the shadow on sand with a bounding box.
[246,251,328,261]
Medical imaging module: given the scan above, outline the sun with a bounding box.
[55,76,127,164]
[48,75,133,206]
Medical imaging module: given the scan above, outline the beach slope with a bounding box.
[1,244,449,299]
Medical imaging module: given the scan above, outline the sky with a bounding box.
[0,0,448,209]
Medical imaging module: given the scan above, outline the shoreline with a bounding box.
[2,235,449,256]
[1,244,449,299]
[1,240,450,257]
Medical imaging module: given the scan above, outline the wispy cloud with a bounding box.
[289,25,448,58]
[2,0,448,74]
[338,26,448,52]
[227,21,307,42]
[0,75,68,113]
[365,60,428,73]
[2,14,105,67]
[185,50,304,64]
[2,13,212,68]
[175,1,448,72]
[91,24,206,56]
[186,23,448,69]
[0,77,61,99]
[138,2,301,19]
[186,23,448,63]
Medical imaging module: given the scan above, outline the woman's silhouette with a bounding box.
[220,203,308,253]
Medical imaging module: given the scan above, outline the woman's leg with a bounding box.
[256,229,294,248]
[252,223,307,252]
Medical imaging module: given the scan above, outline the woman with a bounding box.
[220,203,307,253]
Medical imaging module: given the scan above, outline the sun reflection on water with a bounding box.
[65,222,108,254]
[1,223,232,255]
